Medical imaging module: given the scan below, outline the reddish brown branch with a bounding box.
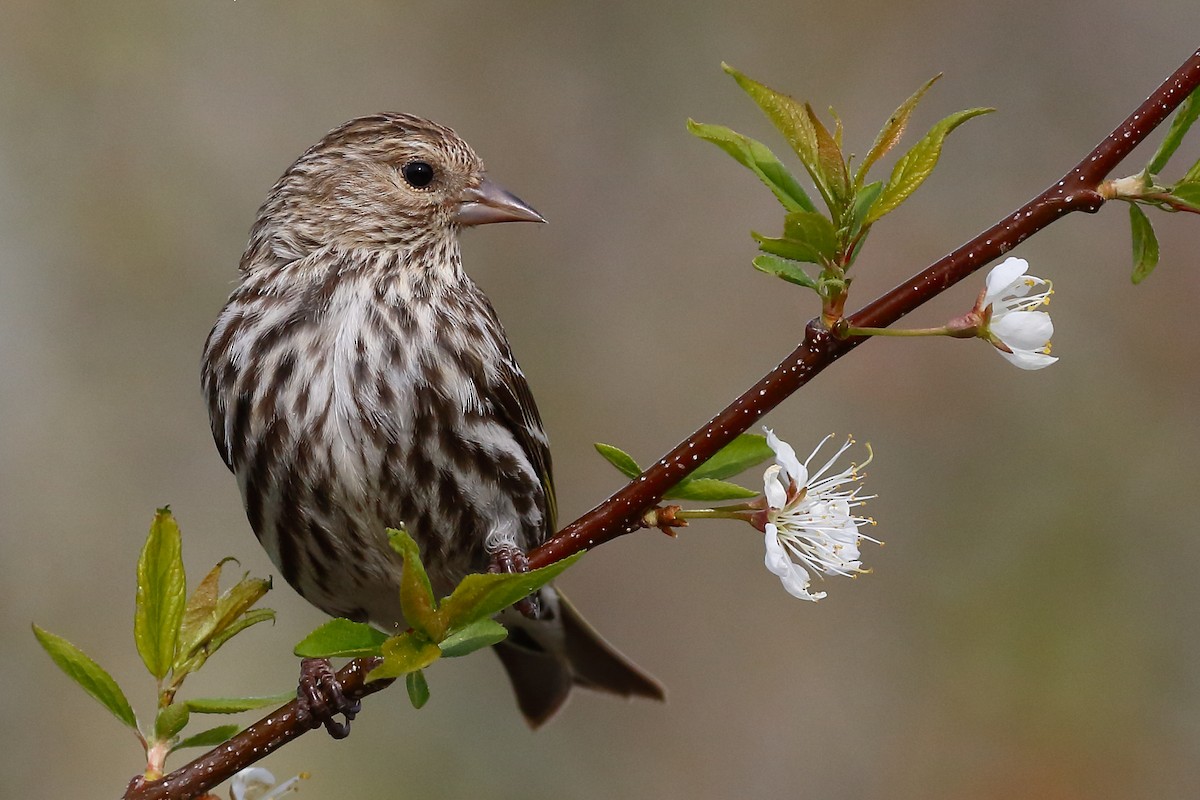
[125,46,1200,800]
[531,45,1200,568]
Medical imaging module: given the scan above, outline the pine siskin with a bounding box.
[201,114,663,726]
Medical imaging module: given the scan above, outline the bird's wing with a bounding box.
[489,359,558,539]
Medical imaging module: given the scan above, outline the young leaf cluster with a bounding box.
[1121,87,1200,283]
[33,508,283,777]
[689,64,992,316]
[594,433,773,501]
[294,528,580,709]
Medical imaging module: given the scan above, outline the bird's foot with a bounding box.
[296,657,360,739]
[487,544,541,620]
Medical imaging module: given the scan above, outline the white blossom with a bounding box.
[230,768,305,800]
[979,257,1057,370]
[760,429,877,601]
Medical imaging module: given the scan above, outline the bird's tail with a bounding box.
[493,587,665,727]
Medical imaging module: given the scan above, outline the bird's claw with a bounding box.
[487,544,541,620]
[296,657,360,739]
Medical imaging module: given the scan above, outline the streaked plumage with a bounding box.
[202,114,662,724]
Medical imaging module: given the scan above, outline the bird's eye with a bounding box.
[401,161,435,189]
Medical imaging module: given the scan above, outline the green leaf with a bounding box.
[155,702,190,740]
[687,433,773,481]
[1182,155,1200,185]
[846,231,868,266]
[856,75,941,186]
[1129,203,1159,284]
[664,477,760,501]
[593,443,642,480]
[172,724,240,751]
[753,232,825,265]
[135,508,188,679]
[847,181,884,242]
[782,210,838,263]
[686,120,816,212]
[185,692,296,714]
[1169,180,1200,211]
[175,558,232,668]
[752,254,818,288]
[723,63,836,212]
[438,552,584,633]
[32,624,138,730]
[203,607,275,659]
[868,107,994,223]
[806,103,850,209]
[406,671,431,709]
[369,633,442,681]
[387,528,442,641]
[210,575,272,639]
[830,107,844,149]
[753,211,837,269]
[294,618,390,658]
[175,559,272,673]
[1148,86,1200,175]
[439,617,509,658]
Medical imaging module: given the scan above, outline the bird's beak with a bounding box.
[455,177,546,226]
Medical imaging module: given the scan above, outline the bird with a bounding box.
[201,113,664,727]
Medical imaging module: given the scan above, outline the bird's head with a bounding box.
[245,113,543,265]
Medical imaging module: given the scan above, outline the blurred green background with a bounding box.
[4,2,1200,798]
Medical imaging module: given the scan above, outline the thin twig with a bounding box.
[124,45,1200,800]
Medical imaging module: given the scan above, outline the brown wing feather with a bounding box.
[488,359,557,540]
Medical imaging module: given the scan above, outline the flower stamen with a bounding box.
[759,429,880,601]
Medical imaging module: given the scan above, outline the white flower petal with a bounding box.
[782,570,825,601]
[983,257,1029,304]
[765,427,806,486]
[764,524,791,576]
[765,528,823,600]
[231,768,277,800]
[763,465,789,510]
[997,347,1059,370]
[991,309,1053,350]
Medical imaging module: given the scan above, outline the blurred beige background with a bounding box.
[4,2,1200,798]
